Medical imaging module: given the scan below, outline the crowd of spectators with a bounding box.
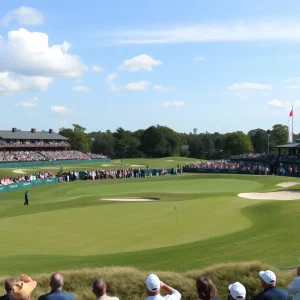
[0,151,46,162]
[0,171,54,186]
[2,268,300,300]
[0,150,108,162]
[0,140,69,146]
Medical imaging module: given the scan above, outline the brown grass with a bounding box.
[0,261,296,300]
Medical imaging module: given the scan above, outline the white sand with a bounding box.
[276,182,299,188]
[131,164,145,167]
[13,169,27,174]
[101,197,157,202]
[238,191,300,201]
[102,164,111,167]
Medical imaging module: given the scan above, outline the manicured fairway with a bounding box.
[0,169,300,276]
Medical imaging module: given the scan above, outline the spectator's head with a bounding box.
[92,279,107,298]
[4,278,16,295]
[228,282,246,300]
[196,276,217,300]
[50,273,64,291]
[259,270,276,288]
[145,274,161,296]
[12,280,37,300]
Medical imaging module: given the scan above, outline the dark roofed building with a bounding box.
[0,128,69,150]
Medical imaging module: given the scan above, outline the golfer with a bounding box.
[24,190,29,205]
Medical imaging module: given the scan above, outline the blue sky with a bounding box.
[1,0,300,134]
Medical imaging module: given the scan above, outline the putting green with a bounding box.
[0,172,299,275]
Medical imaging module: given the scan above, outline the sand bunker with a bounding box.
[101,197,159,202]
[276,182,299,188]
[131,164,145,167]
[13,169,27,174]
[102,164,111,167]
[238,191,300,201]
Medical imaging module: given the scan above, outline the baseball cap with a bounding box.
[259,270,276,284]
[229,282,246,299]
[145,274,160,292]
[12,280,37,300]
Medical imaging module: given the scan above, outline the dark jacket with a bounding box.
[38,290,75,300]
[252,286,289,300]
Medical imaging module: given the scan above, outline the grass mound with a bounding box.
[14,262,295,300]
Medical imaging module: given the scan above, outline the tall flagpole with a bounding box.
[292,106,294,143]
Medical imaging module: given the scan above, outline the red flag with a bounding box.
[289,109,293,117]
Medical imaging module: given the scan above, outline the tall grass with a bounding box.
[1,261,296,300]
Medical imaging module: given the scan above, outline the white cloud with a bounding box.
[194,56,205,62]
[159,101,185,107]
[267,99,291,110]
[51,106,71,113]
[0,28,86,78]
[1,7,44,26]
[124,81,150,91]
[0,72,52,95]
[227,82,272,90]
[105,73,150,92]
[118,54,162,72]
[107,21,300,45]
[72,85,90,92]
[153,85,175,92]
[14,97,38,107]
[90,65,104,72]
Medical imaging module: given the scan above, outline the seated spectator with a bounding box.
[38,273,74,300]
[145,274,181,300]
[92,278,119,300]
[228,282,246,300]
[252,270,289,300]
[0,278,16,300]
[12,274,37,300]
[196,276,218,300]
[287,267,300,300]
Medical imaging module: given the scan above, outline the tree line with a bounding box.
[59,124,296,159]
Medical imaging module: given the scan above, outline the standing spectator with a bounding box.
[196,276,218,300]
[252,270,289,300]
[287,267,300,300]
[0,278,16,300]
[12,274,37,300]
[92,279,119,300]
[145,274,181,300]
[228,282,246,300]
[38,273,74,300]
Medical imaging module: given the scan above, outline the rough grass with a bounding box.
[8,262,295,300]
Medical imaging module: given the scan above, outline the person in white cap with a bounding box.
[252,270,289,300]
[228,282,246,300]
[287,267,300,300]
[145,274,181,300]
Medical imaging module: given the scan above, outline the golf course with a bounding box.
[0,157,299,278]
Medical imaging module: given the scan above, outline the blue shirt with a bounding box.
[39,290,75,300]
[252,287,289,300]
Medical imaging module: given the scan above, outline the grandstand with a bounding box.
[0,128,106,162]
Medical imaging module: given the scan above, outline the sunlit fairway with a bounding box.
[0,159,300,276]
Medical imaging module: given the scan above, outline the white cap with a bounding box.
[259,270,276,284]
[145,274,160,292]
[229,282,246,299]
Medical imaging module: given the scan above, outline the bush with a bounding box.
[6,261,296,300]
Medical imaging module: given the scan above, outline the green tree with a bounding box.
[248,129,268,153]
[223,131,253,156]
[270,124,289,147]
[91,132,116,158]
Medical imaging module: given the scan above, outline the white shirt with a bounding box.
[146,289,181,300]
[97,295,120,300]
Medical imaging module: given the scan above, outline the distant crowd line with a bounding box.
[0,150,107,162]
[2,268,300,300]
